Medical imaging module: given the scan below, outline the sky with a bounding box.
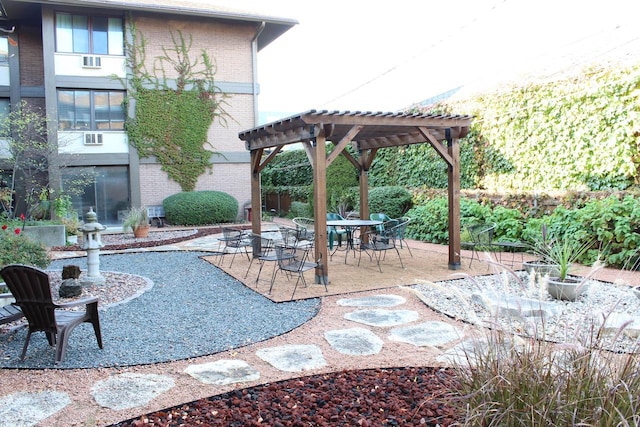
[207,0,640,124]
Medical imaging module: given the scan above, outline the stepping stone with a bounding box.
[256,344,326,372]
[337,294,406,307]
[91,373,175,410]
[324,327,384,355]
[389,321,463,347]
[344,309,419,327]
[185,359,260,385]
[0,390,70,427]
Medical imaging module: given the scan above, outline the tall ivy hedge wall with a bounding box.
[368,62,640,192]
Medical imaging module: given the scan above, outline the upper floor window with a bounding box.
[0,37,7,62]
[58,90,125,131]
[55,13,123,55]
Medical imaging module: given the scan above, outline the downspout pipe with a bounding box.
[251,22,265,126]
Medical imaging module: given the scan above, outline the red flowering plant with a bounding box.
[0,216,50,270]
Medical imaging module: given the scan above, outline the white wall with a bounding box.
[54,53,126,78]
[57,131,129,154]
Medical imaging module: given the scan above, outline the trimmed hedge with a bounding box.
[163,191,238,225]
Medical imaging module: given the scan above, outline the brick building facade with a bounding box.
[0,0,295,224]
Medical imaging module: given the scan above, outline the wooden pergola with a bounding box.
[238,110,473,284]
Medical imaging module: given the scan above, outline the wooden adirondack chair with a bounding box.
[0,264,103,364]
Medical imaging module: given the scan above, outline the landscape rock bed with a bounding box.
[413,271,640,353]
[111,367,464,427]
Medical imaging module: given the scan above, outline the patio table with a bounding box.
[326,219,382,263]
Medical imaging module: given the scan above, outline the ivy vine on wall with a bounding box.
[122,19,230,192]
[365,61,640,192]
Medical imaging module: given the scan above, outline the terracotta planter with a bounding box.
[133,224,150,238]
[547,276,587,301]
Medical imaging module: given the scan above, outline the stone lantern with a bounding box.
[80,207,107,286]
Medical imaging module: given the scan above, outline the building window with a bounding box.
[0,37,7,62]
[58,90,125,130]
[0,98,9,121]
[55,13,123,55]
[62,166,130,226]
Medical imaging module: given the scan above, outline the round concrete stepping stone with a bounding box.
[0,390,70,427]
[344,309,419,327]
[185,359,260,385]
[337,294,406,307]
[324,327,384,355]
[389,321,463,347]
[91,373,175,410]
[256,344,326,372]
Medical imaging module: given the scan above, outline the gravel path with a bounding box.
[0,251,320,369]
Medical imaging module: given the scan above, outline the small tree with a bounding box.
[0,100,95,221]
[0,100,51,219]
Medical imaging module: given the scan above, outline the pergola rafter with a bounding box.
[239,109,473,284]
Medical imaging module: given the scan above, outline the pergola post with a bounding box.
[446,129,461,269]
[312,131,329,284]
[250,149,263,236]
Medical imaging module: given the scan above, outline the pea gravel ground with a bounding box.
[0,251,320,369]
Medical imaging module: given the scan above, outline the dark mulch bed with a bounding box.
[111,367,464,427]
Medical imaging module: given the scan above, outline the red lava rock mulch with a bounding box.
[110,367,464,427]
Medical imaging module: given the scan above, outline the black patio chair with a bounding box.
[270,244,326,300]
[217,226,251,267]
[358,225,404,273]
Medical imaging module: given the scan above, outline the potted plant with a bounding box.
[60,215,82,244]
[523,224,560,278]
[122,206,150,238]
[535,234,592,301]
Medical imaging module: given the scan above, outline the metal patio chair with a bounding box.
[270,244,326,300]
[358,224,404,273]
[463,223,498,268]
[327,212,348,252]
[244,232,279,287]
[217,226,251,267]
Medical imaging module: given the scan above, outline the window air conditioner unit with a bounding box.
[84,133,103,145]
[82,55,102,68]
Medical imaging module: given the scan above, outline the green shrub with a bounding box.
[460,197,492,225]
[163,191,238,225]
[404,198,449,244]
[550,195,640,268]
[288,201,310,218]
[0,226,50,269]
[488,206,525,242]
[368,186,413,219]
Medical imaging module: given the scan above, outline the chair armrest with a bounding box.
[56,296,99,309]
